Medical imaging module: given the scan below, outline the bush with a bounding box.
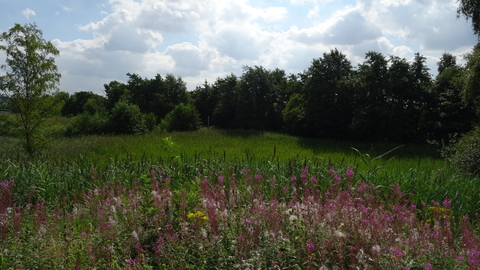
[162,103,201,132]
[64,112,108,136]
[108,101,146,135]
[448,126,480,175]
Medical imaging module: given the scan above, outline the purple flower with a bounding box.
[424,263,433,270]
[346,168,354,179]
[443,199,451,208]
[306,243,315,250]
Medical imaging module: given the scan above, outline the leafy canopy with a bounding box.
[0,23,62,155]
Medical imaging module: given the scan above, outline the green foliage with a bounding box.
[0,23,62,156]
[191,80,219,127]
[61,91,106,117]
[282,93,306,135]
[430,64,476,143]
[463,43,480,117]
[162,103,201,132]
[109,101,149,135]
[0,113,17,136]
[303,48,353,138]
[64,112,109,136]
[212,74,238,128]
[457,0,480,38]
[448,126,480,175]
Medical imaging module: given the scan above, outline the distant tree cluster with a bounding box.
[58,47,480,144]
[191,50,479,143]
[61,73,200,136]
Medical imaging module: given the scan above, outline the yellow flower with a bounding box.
[428,207,450,213]
[187,211,208,221]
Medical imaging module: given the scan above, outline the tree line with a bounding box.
[58,47,479,144]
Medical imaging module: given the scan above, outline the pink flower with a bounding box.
[346,168,354,180]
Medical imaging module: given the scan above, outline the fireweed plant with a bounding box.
[0,167,479,269]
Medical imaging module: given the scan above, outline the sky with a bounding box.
[0,0,478,95]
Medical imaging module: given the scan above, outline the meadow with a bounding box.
[0,129,479,269]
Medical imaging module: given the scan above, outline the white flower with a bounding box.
[334,230,346,238]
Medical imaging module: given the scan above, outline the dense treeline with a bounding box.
[60,48,479,144]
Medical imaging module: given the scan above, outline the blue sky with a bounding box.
[0,0,478,94]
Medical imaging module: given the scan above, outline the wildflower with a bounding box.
[334,230,346,238]
[310,177,317,183]
[443,199,451,208]
[391,247,403,257]
[187,211,208,221]
[346,168,354,179]
[306,243,315,250]
[80,231,87,237]
[328,169,335,175]
[289,215,298,222]
[334,176,342,182]
[424,263,433,270]
[244,218,252,224]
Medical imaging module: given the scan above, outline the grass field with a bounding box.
[0,129,479,269]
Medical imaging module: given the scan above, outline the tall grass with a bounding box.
[0,129,478,216]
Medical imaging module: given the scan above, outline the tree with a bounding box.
[350,51,388,140]
[463,43,480,116]
[235,66,280,130]
[437,52,457,75]
[191,80,219,127]
[0,23,62,155]
[212,74,238,128]
[303,49,353,138]
[457,0,480,39]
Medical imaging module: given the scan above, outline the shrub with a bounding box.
[108,101,146,135]
[448,126,480,175]
[162,103,201,132]
[64,112,108,136]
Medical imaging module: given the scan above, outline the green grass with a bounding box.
[0,128,478,217]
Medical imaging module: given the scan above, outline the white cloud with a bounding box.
[259,7,288,22]
[21,8,36,19]
[43,0,477,93]
[307,6,320,18]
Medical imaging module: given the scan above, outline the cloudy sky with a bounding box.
[0,0,478,94]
